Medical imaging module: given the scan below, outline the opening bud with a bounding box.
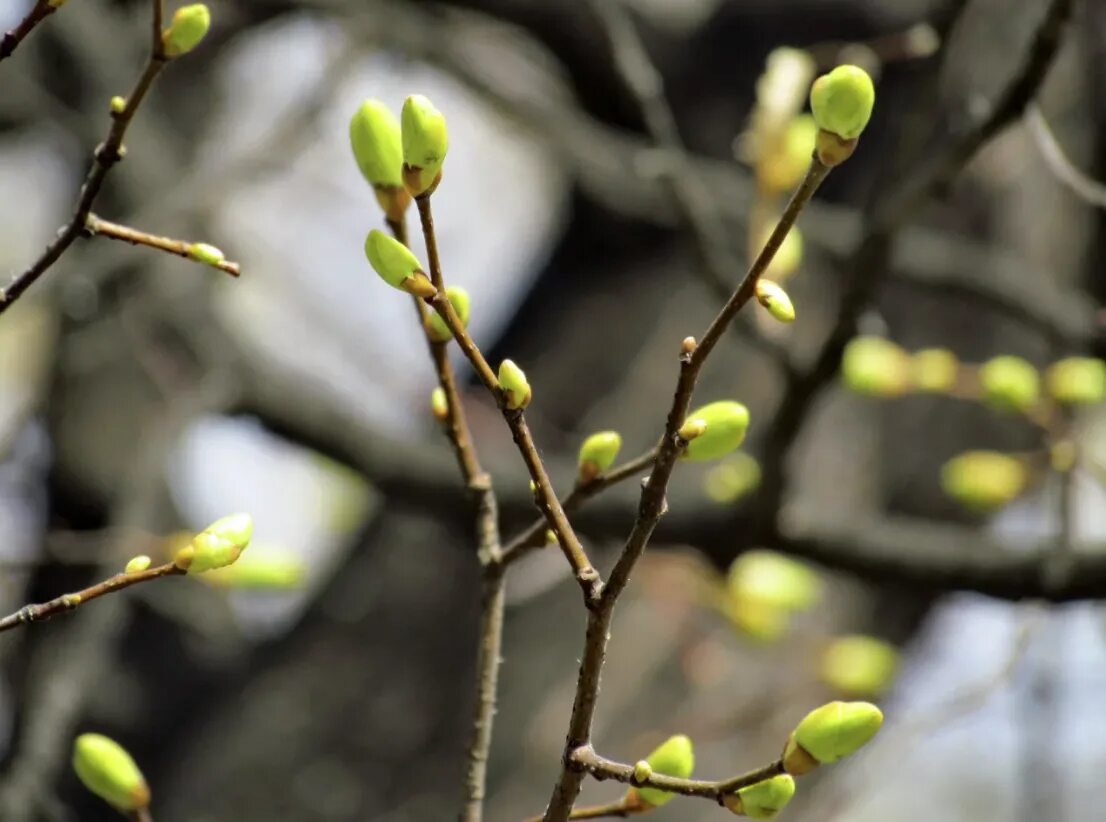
[498,359,531,410]
[364,229,436,297]
[72,734,150,812]
[635,734,695,808]
[723,774,796,819]
[809,65,875,141]
[681,401,751,461]
[784,701,883,774]
[174,513,253,574]
[577,430,622,483]
[162,3,211,58]
[401,95,449,197]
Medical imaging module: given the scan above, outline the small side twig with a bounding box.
[0,562,184,634]
[0,0,57,64]
[415,195,602,604]
[85,215,241,277]
[1025,104,1106,210]
[0,0,170,314]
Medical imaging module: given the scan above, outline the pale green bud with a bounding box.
[72,734,150,811]
[498,359,531,410]
[728,550,821,613]
[110,96,126,115]
[364,229,436,298]
[174,513,253,574]
[820,635,899,697]
[577,430,622,482]
[162,3,211,58]
[1046,357,1106,405]
[841,336,909,397]
[809,65,875,140]
[632,760,653,783]
[431,386,449,422]
[401,94,449,196]
[755,279,796,323]
[124,555,151,574]
[723,774,796,819]
[188,243,225,267]
[681,401,751,461]
[941,450,1027,511]
[979,355,1039,412]
[426,286,471,343]
[784,701,883,774]
[349,99,404,189]
[637,735,695,807]
[912,348,958,393]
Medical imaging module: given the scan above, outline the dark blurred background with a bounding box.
[2,0,1106,819]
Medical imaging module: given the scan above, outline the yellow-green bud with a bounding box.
[431,386,449,422]
[188,243,225,267]
[632,760,653,783]
[426,286,471,343]
[979,355,1039,412]
[498,359,531,410]
[124,555,151,575]
[364,229,436,298]
[723,775,796,819]
[703,453,761,503]
[173,513,253,574]
[760,115,818,192]
[162,3,211,58]
[681,401,751,461]
[728,550,821,613]
[1046,357,1106,405]
[637,734,695,808]
[820,635,899,697]
[577,430,622,482]
[110,96,126,115]
[72,734,150,811]
[941,450,1027,511]
[784,701,883,774]
[809,65,875,140]
[755,279,796,323]
[912,348,958,393]
[203,551,306,590]
[349,99,404,189]
[841,336,909,397]
[401,94,449,197]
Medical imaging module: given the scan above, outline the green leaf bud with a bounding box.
[820,635,899,697]
[498,359,531,410]
[426,286,471,343]
[431,386,449,422]
[979,355,1039,412]
[841,336,909,397]
[401,94,449,197]
[940,450,1027,511]
[162,3,211,58]
[110,96,126,115]
[577,430,622,483]
[681,401,751,461]
[723,774,796,819]
[72,734,150,811]
[349,99,404,189]
[755,279,796,323]
[809,65,875,140]
[124,555,151,574]
[637,734,695,808]
[784,701,883,774]
[1046,357,1106,405]
[632,760,653,783]
[703,454,761,504]
[188,242,225,267]
[728,550,821,613]
[174,512,253,574]
[911,348,958,393]
[364,229,436,298]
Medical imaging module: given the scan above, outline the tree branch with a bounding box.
[85,214,241,277]
[0,0,58,64]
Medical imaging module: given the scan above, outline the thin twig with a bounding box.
[542,156,831,822]
[501,449,658,565]
[0,562,184,634]
[415,195,601,604]
[0,0,57,63]
[0,0,170,314]
[1024,104,1106,210]
[523,798,639,822]
[85,214,241,276]
[386,215,503,822]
